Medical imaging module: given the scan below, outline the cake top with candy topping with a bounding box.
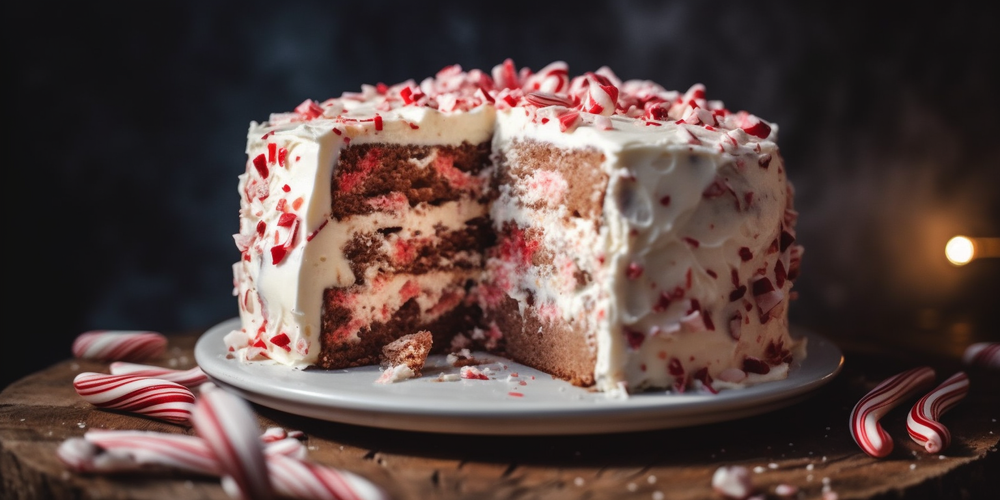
[260,59,775,141]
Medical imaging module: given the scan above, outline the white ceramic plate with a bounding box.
[195,318,842,435]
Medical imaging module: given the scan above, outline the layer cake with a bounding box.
[226,60,804,395]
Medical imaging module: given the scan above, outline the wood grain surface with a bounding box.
[2,332,997,500]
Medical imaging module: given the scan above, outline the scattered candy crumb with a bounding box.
[712,465,753,499]
[460,366,489,380]
[774,484,798,497]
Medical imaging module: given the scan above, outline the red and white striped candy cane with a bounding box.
[73,372,195,424]
[110,361,209,387]
[65,430,306,474]
[57,437,159,474]
[72,331,167,362]
[523,91,575,109]
[849,366,936,458]
[82,430,219,475]
[907,371,970,453]
[58,431,384,500]
[962,342,1000,369]
[265,453,389,500]
[191,387,273,500]
[262,437,308,460]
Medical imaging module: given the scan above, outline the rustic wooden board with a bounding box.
[2,332,997,500]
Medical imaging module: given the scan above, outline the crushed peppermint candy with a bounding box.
[263,59,775,140]
[460,366,489,380]
[712,465,754,499]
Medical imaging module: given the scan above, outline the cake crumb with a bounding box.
[375,331,432,384]
[447,348,478,367]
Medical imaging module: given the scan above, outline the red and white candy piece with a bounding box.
[110,361,209,388]
[907,371,970,453]
[72,330,167,362]
[711,465,754,499]
[264,452,389,500]
[581,73,618,116]
[849,366,936,458]
[962,342,1000,369]
[58,429,307,475]
[261,426,289,443]
[73,372,195,424]
[191,386,273,500]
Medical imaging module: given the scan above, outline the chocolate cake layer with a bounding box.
[317,289,482,370]
[488,294,596,386]
[331,142,491,220]
[497,139,608,221]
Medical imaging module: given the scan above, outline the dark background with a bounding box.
[6,1,998,389]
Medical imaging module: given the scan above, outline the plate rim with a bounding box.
[195,317,843,435]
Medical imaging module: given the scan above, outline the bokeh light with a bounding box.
[945,236,975,266]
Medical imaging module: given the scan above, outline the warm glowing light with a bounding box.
[945,236,975,265]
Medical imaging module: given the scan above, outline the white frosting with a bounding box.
[491,107,801,393]
[231,103,494,366]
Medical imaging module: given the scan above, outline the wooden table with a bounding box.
[2,330,997,500]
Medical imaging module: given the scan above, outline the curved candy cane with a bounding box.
[72,331,167,362]
[58,431,385,500]
[962,343,999,369]
[191,387,273,500]
[79,431,218,475]
[264,453,389,500]
[56,438,132,473]
[907,371,969,453]
[73,372,195,424]
[849,366,936,458]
